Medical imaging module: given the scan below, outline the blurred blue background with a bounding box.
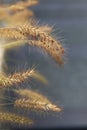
[30,0,87,128]
[3,0,87,129]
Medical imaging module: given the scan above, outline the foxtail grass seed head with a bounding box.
[15,89,62,112]
[0,69,35,88]
[0,69,47,88]
[15,24,65,65]
[0,23,65,65]
[0,112,33,126]
[14,98,61,113]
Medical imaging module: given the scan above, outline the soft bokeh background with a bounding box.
[30,0,87,128]
[2,0,87,129]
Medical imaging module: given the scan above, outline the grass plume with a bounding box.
[0,111,33,126]
[14,98,61,113]
[0,69,48,88]
[15,89,61,113]
[0,24,65,65]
